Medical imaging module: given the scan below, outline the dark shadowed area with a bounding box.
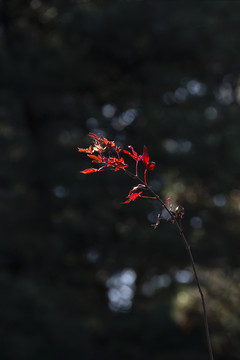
[1,1,240,359]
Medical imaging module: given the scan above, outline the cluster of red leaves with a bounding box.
[78,133,126,174]
[78,133,156,203]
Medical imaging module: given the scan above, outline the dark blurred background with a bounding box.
[1,1,240,359]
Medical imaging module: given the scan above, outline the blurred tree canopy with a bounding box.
[1,1,240,359]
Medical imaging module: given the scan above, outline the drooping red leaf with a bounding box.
[123,191,143,204]
[80,168,99,174]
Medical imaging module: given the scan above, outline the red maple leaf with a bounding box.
[141,146,155,170]
[81,168,99,174]
[123,191,143,204]
[87,154,103,163]
[77,146,93,154]
[88,133,102,142]
[123,146,139,161]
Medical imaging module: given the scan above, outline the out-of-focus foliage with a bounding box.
[172,269,240,358]
[1,1,240,359]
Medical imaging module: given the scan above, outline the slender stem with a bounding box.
[124,169,214,360]
[135,160,139,176]
[174,221,214,360]
[144,169,147,185]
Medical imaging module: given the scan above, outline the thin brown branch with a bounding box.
[135,173,214,360]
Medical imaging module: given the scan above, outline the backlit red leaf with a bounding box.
[80,168,98,174]
[141,146,155,170]
[77,146,93,154]
[87,154,103,163]
[123,146,139,161]
[142,146,150,164]
[123,191,143,204]
[88,133,102,142]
